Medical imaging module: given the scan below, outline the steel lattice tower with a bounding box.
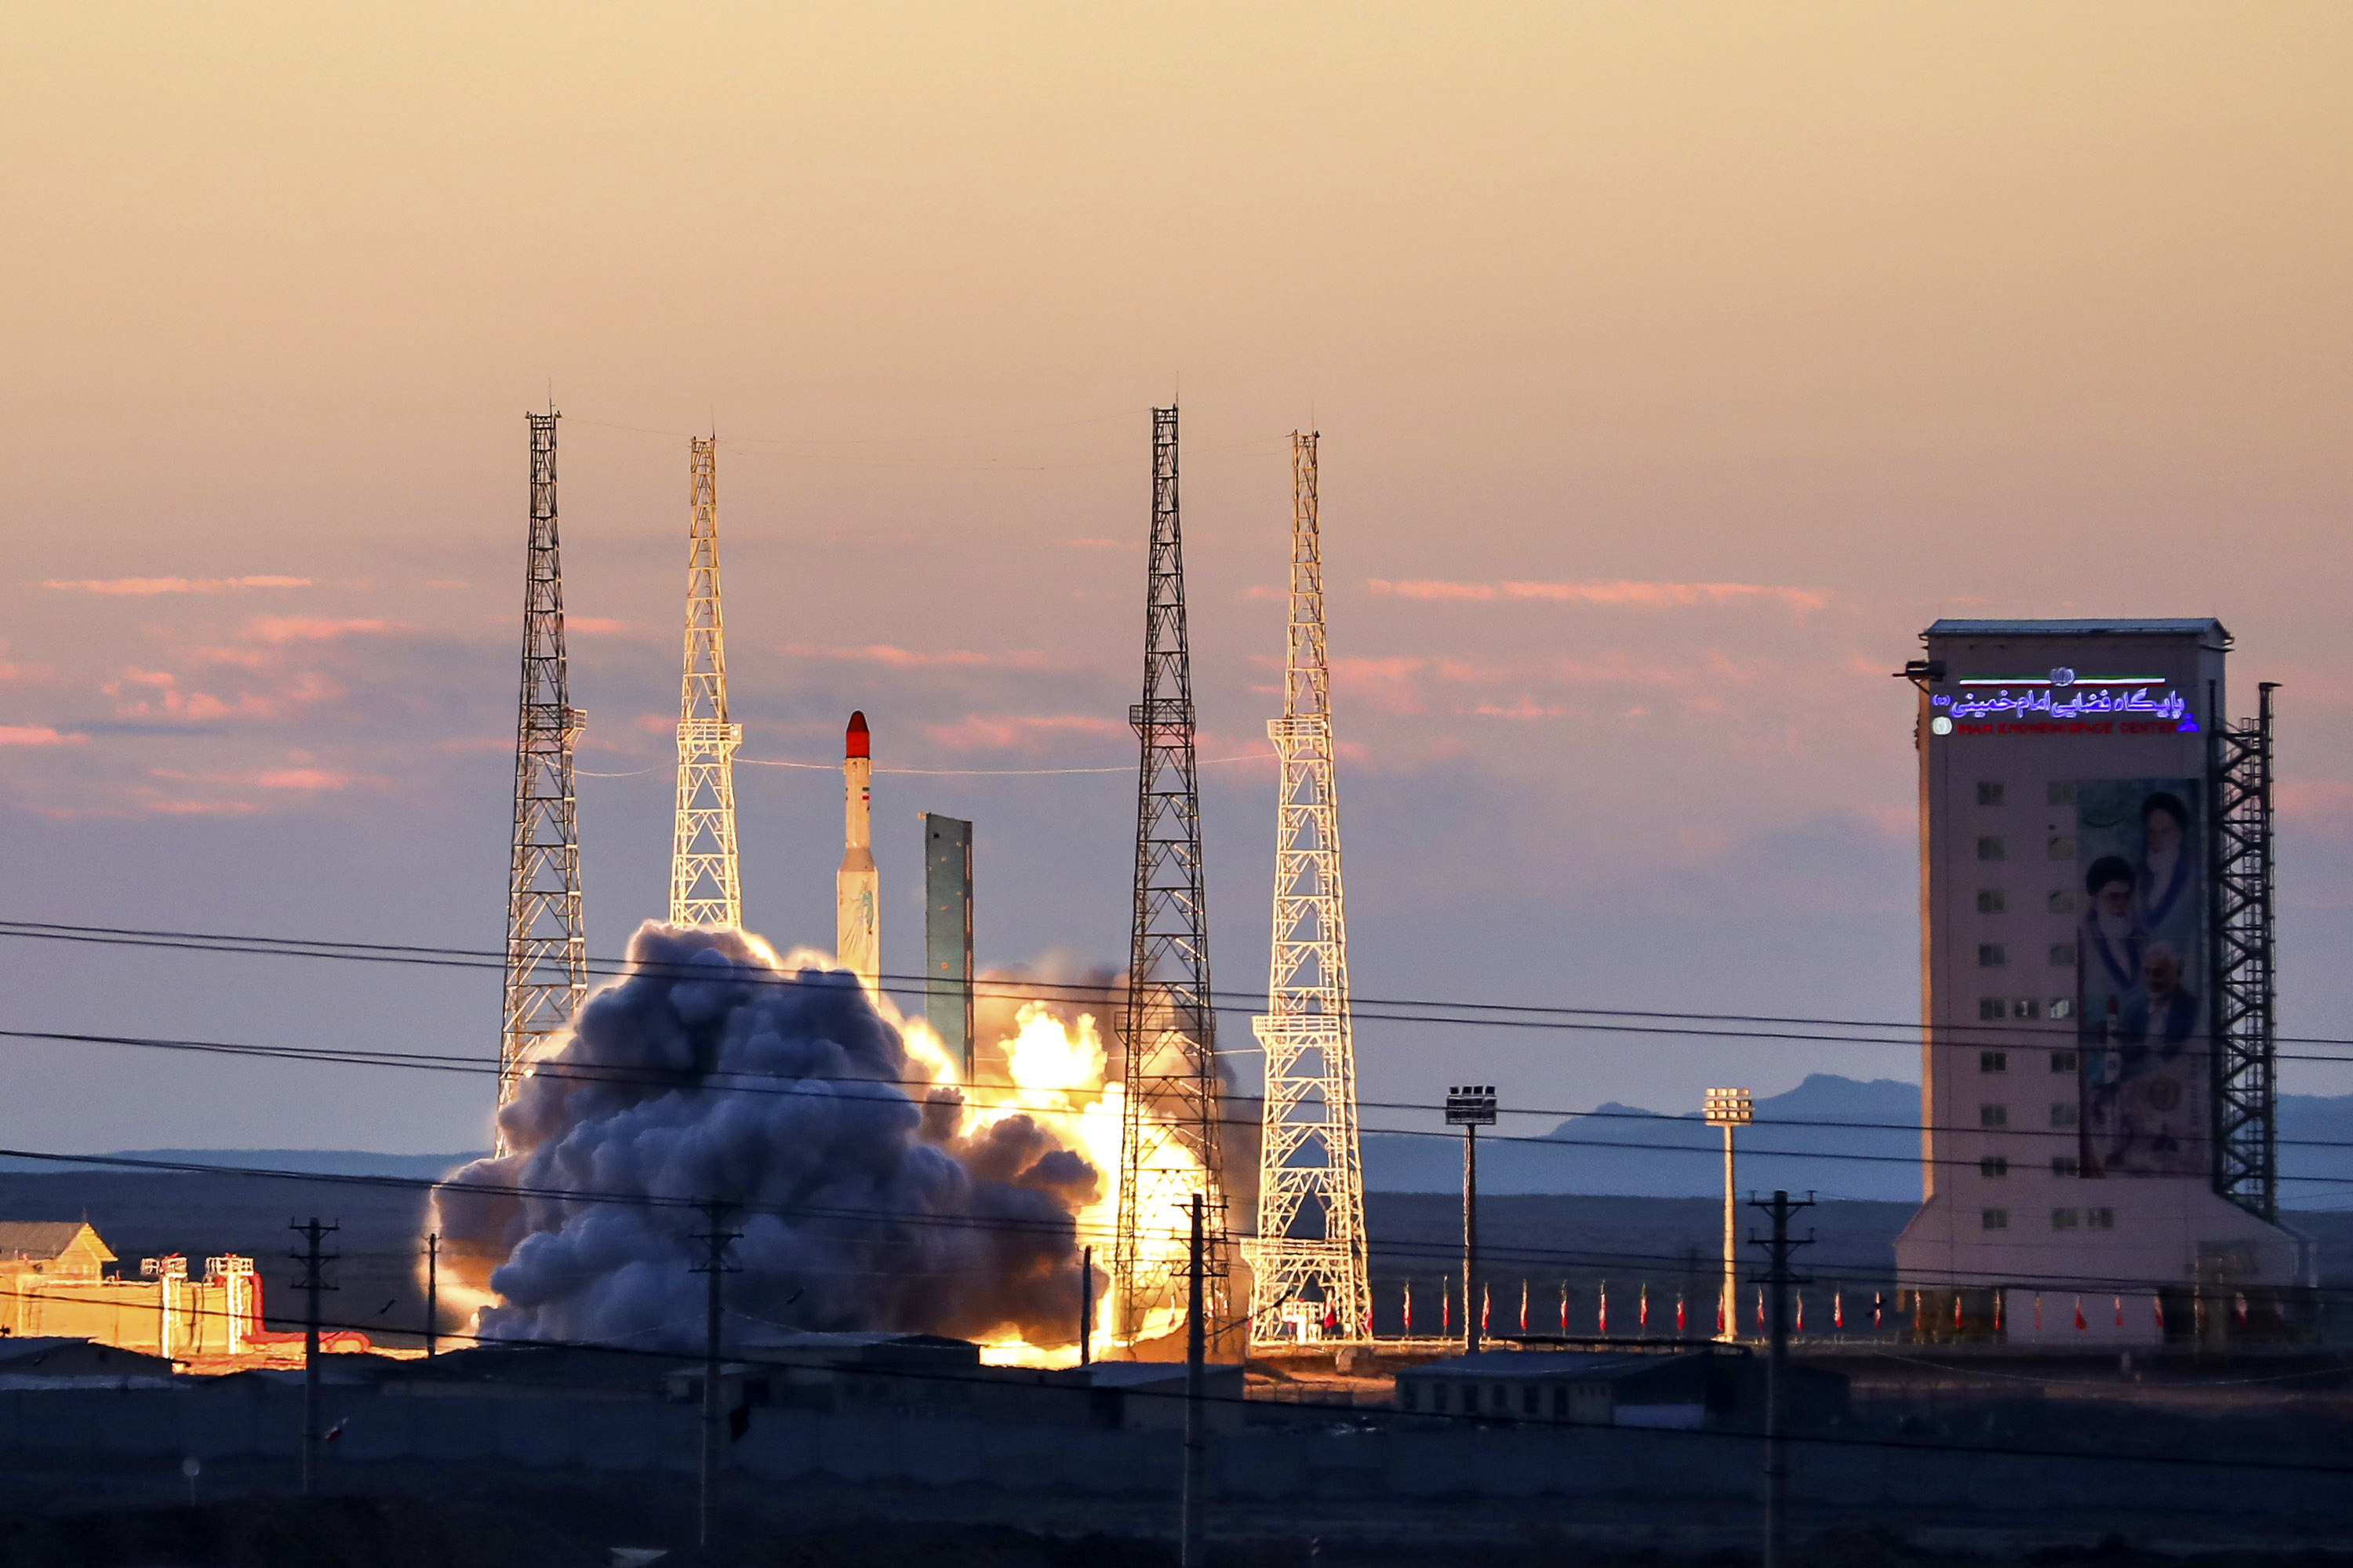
[500,411,587,1150]
[669,437,744,928]
[1113,405,1231,1349]
[2211,683,2279,1221]
[1246,431,1371,1347]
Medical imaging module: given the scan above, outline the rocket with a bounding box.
[836,711,880,996]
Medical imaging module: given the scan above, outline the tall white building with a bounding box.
[1893,619,2307,1345]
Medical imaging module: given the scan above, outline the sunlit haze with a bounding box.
[3,4,2349,1159]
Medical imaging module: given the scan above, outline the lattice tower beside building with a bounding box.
[1246,431,1372,1346]
[1112,405,1231,1350]
[500,411,588,1150]
[669,437,744,928]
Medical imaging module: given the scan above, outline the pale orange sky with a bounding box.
[2,5,2349,1157]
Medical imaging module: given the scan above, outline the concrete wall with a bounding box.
[0,1386,2341,1525]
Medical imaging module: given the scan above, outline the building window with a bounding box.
[1522,1384,1539,1415]
[1490,1384,1507,1413]
[2049,890,2078,914]
[2052,1155,2081,1177]
[2051,1103,2079,1128]
[2052,1208,2081,1230]
[2047,835,2078,860]
[2048,781,2077,806]
[1980,1104,2008,1127]
[1977,836,2006,861]
[1979,998,2006,1020]
[2049,943,2078,966]
[1980,1156,2009,1178]
[1981,1209,2009,1231]
[1400,1382,1419,1411]
[1980,1050,2008,1073]
[1552,1384,1568,1418]
[2088,1208,2115,1229]
[2011,999,2043,1020]
[1979,944,2007,967]
[1977,889,2006,914]
[2049,999,2075,1020]
[2051,1050,2078,1072]
[1978,781,2006,806]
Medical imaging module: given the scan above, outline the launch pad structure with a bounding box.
[498,411,588,1146]
[1246,431,1373,1348]
[1112,405,1233,1352]
[670,437,744,929]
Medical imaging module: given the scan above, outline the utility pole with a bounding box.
[1079,1244,1093,1366]
[1446,1086,1497,1352]
[691,1200,741,1551]
[1705,1089,1754,1341]
[289,1217,338,1496]
[1247,430,1373,1350]
[1181,1194,1206,1568]
[424,1232,439,1357]
[1747,1190,1814,1568]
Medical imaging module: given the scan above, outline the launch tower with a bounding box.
[499,411,587,1148]
[669,437,744,928]
[1112,405,1231,1350]
[1246,431,1372,1347]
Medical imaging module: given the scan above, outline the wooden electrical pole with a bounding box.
[1181,1194,1206,1568]
[424,1232,439,1358]
[691,1200,740,1551]
[1748,1190,1814,1568]
[289,1217,338,1496]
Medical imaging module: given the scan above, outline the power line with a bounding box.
[5,1020,2352,1175]
[2,1137,2344,1303]
[9,915,2353,1057]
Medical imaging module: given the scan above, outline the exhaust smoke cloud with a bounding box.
[433,923,1100,1351]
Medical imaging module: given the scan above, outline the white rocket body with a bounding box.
[836,711,880,995]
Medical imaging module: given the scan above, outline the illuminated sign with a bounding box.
[1928,675,2198,737]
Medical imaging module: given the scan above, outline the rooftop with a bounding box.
[1925,617,2229,642]
[1402,1348,1714,1381]
[0,1221,111,1264]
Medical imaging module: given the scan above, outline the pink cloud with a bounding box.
[1368,578,1827,613]
[0,725,86,746]
[1330,656,1427,715]
[1467,700,1566,720]
[920,713,1126,753]
[568,617,638,635]
[241,616,402,644]
[42,575,311,595]
[784,643,1064,671]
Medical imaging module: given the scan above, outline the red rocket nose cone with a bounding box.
[846,711,870,759]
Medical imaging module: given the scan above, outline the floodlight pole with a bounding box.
[1705,1088,1754,1341]
[1446,1086,1497,1353]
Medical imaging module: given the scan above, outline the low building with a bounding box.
[0,1220,296,1364]
[0,1336,176,1388]
[1394,1348,1846,1432]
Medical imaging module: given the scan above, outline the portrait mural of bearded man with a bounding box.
[2075,778,2208,1178]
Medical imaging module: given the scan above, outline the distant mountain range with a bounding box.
[1360,1074,2353,1204]
[0,1148,487,1181]
[8,1073,2351,1206]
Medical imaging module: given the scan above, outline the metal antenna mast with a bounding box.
[670,437,744,928]
[1246,431,1371,1348]
[500,411,587,1147]
[1114,405,1230,1349]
